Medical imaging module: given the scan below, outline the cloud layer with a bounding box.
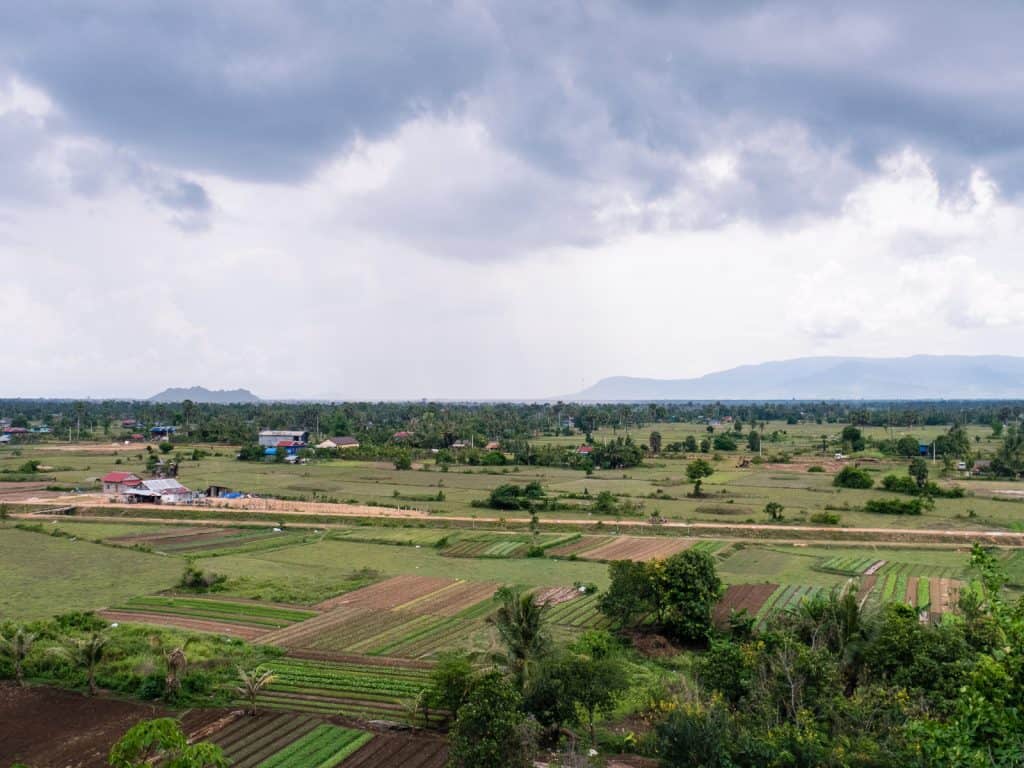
[2,2,1024,398]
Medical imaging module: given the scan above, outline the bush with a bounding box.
[810,511,841,524]
[807,465,825,473]
[833,467,874,489]
[177,564,227,592]
[158,442,175,454]
[863,497,926,515]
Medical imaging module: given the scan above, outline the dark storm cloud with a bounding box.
[0,1,495,181]
[2,0,1023,249]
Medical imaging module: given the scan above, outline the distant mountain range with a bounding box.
[148,386,261,404]
[569,355,1024,401]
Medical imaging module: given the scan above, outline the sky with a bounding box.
[2,1,1024,400]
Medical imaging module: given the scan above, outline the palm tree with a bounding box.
[490,587,550,688]
[235,667,277,716]
[148,634,191,699]
[49,633,107,695]
[0,626,36,686]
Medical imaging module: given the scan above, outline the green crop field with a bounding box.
[253,657,439,724]
[256,724,372,768]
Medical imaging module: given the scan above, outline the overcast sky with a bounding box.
[2,2,1024,400]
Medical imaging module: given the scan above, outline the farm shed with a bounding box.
[101,471,143,494]
[259,429,309,448]
[124,478,197,504]
[316,436,359,449]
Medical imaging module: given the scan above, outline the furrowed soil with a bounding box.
[0,683,168,768]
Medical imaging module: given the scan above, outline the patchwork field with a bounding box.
[574,535,695,562]
[262,576,500,659]
[251,657,439,724]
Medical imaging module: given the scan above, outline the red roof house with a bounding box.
[101,472,143,494]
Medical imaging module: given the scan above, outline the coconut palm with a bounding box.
[235,667,277,716]
[0,626,36,686]
[490,587,551,688]
[149,634,191,699]
[49,632,107,695]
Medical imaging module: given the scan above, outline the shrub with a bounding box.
[158,443,175,454]
[810,511,841,524]
[178,564,227,592]
[807,465,825,473]
[833,467,874,489]
[863,497,926,515]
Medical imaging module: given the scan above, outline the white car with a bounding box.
[834,452,844,460]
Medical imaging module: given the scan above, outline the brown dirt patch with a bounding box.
[394,580,498,616]
[856,574,878,605]
[547,536,614,557]
[627,631,680,659]
[315,575,455,612]
[338,731,448,768]
[0,683,169,768]
[578,535,692,562]
[713,583,778,627]
[97,610,269,641]
[904,576,919,606]
[533,586,582,606]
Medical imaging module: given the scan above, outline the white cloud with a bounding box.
[3,101,1024,398]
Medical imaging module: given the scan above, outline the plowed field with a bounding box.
[577,536,693,562]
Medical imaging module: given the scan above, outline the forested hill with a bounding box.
[148,386,261,404]
[573,355,1024,401]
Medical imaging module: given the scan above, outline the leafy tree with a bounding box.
[712,434,737,451]
[992,425,1024,478]
[393,451,412,470]
[683,435,698,452]
[764,501,784,521]
[649,431,662,454]
[934,424,971,459]
[833,466,873,489]
[598,560,659,627]
[747,430,761,452]
[564,631,629,744]
[234,667,277,715]
[908,457,929,488]
[841,425,865,452]
[686,459,714,496]
[49,632,107,695]
[0,626,36,685]
[895,435,921,457]
[656,550,723,642]
[491,587,551,688]
[426,651,475,723]
[448,673,537,768]
[108,718,228,768]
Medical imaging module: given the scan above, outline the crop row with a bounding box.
[691,540,726,554]
[917,577,931,609]
[122,595,315,624]
[818,556,878,575]
[257,725,371,768]
[877,561,960,580]
[545,594,611,629]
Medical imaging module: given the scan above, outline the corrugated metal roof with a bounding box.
[141,479,190,493]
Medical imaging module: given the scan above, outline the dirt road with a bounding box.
[12,494,1024,547]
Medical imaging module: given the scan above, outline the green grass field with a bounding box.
[0,525,183,620]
